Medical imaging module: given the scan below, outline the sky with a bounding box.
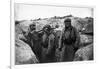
[14,3,93,21]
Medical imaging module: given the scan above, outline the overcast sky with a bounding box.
[14,3,93,21]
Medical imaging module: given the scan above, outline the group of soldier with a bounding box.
[22,18,81,63]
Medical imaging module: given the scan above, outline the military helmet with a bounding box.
[43,25,51,30]
[64,18,71,23]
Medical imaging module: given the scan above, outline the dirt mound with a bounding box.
[15,39,39,65]
[74,43,93,61]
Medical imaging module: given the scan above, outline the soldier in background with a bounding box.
[58,18,80,61]
[24,24,36,46]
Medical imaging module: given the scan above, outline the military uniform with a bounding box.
[58,19,80,61]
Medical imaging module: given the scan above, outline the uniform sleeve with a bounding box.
[58,29,64,49]
[46,34,55,54]
[74,27,80,48]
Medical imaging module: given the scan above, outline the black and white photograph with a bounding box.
[15,3,94,65]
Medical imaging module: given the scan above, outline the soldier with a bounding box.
[23,24,36,46]
[58,18,80,61]
[41,25,56,62]
[26,23,44,63]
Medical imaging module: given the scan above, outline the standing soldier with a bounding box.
[58,18,80,61]
[41,25,56,62]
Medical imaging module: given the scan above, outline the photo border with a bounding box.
[10,0,95,69]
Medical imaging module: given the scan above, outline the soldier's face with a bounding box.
[65,22,71,28]
[44,27,48,31]
[30,26,36,31]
